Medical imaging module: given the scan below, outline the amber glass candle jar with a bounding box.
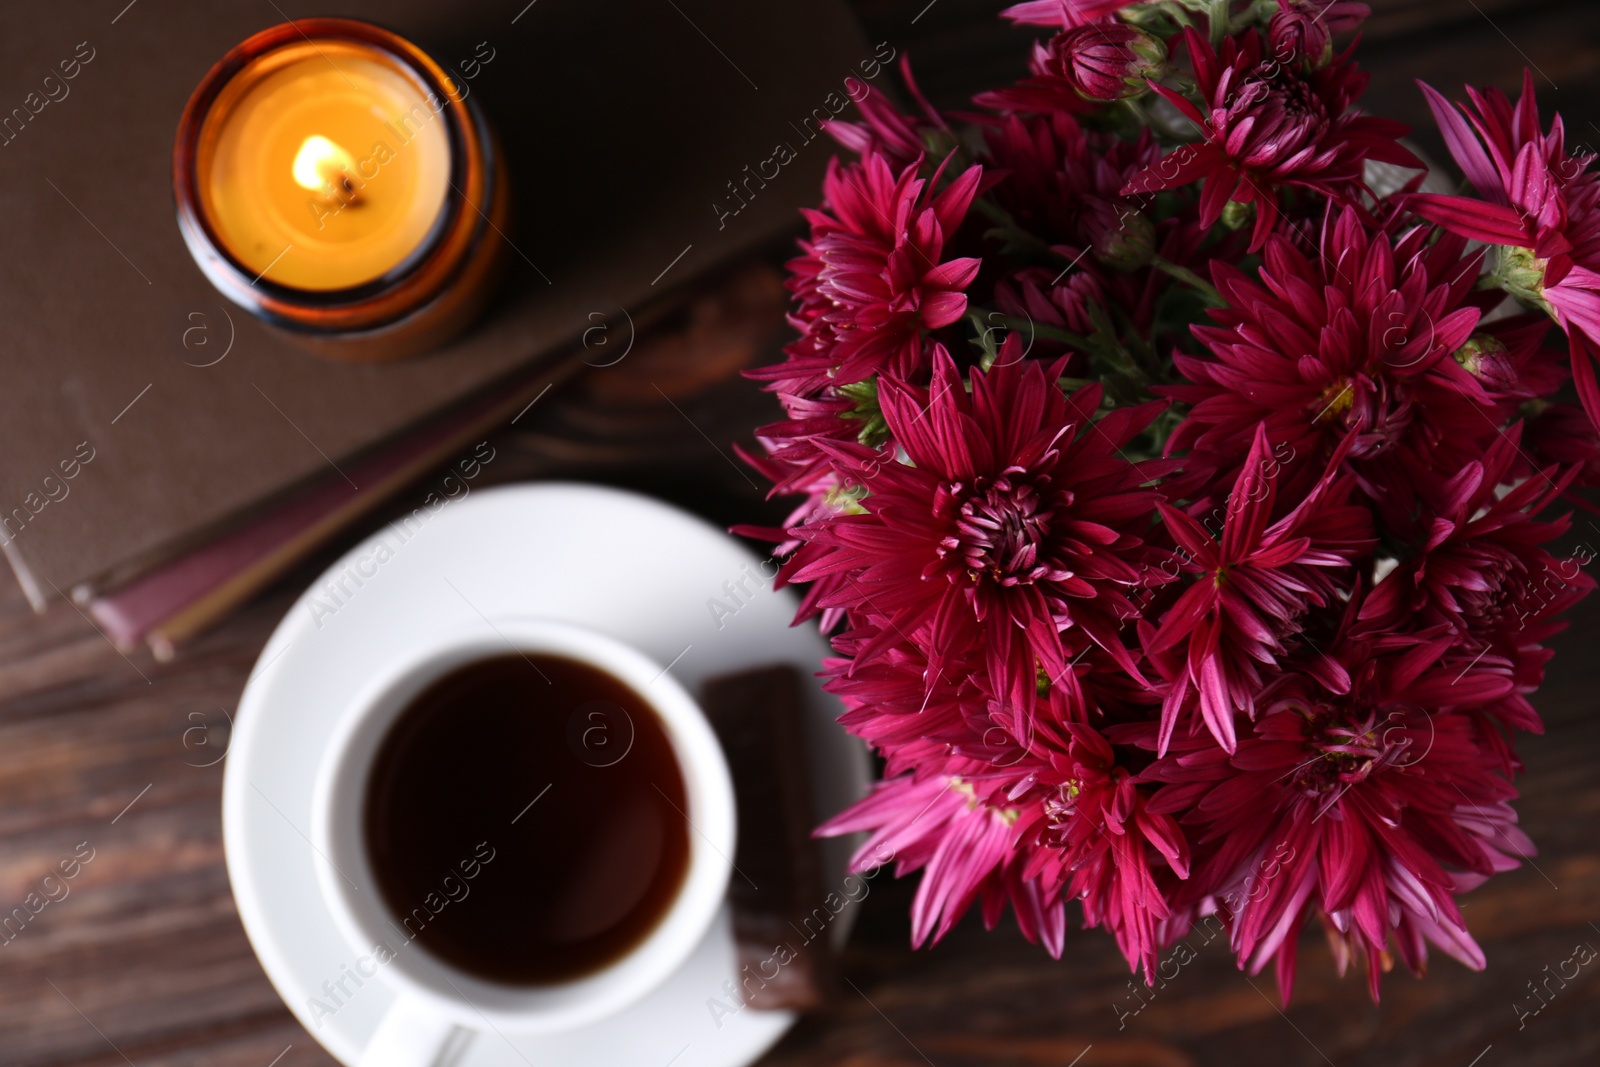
[173,19,509,361]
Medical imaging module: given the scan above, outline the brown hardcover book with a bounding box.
[85,355,574,658]
[0,0,877,607]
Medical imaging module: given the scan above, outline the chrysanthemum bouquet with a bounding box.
[737,0,1600,1002]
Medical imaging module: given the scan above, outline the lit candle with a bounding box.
[174,20,508,360]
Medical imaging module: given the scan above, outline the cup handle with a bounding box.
[360,996,476,1067]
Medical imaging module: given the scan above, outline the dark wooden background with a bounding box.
[2,2,1597,1065]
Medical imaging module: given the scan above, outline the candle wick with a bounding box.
[333,171,364,206]
[315,166,364,209]
[294,136,365,210]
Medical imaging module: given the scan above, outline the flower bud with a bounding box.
[1220,199,1256,231]
[1084,198,1154,271]
[1051,270,1108,336]
[1269,9,1332,68]
[1452,333,1517,394]
[1269,2,1370,68]
[1493,245,1550,310]
[1049,24,1167,102]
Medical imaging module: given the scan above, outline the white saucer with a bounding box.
[223,483,870,1067]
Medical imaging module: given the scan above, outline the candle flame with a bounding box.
[293,135,358,192]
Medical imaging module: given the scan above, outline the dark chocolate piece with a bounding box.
[701,665,838,1011]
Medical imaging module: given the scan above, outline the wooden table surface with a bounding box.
[2,2,1598,1065]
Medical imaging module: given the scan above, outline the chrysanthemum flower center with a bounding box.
[1043,779,1083,826]
[1231,72,1327,149]
[1283,702,1414,808]
[1456,545,1532,629]
[942,473,1057,586]
[1312,378,1356,424]
[1274,78,1323,122]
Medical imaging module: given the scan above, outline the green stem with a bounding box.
[1151,254,1223,306]
[1207,0,1232,47]
[971,197,1014,227]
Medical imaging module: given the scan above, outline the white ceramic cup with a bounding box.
[309,617,735,1067]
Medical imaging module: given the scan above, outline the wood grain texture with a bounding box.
[1,2,1598,1065]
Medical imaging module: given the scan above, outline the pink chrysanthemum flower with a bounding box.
[819,627,1191,977]
[743,152,984,501]
[1123,28,1419,250]
[1164,208,1494,521]
[760,151,982,394]
[1408,72,1600,426]
[818,773,1067,955]
[1012,719,1190,980]
[1359,425,1590,664]
[808,153,983,383]
[1144,613,1535,1002]
[785,341,1173,716]
[1146,425,1373,753]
